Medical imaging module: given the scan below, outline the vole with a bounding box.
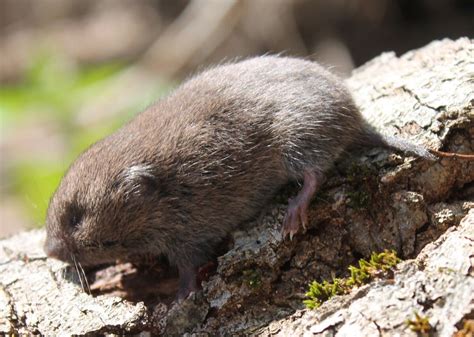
[44,56,451,300]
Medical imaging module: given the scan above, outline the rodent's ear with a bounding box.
[114,164,158,197]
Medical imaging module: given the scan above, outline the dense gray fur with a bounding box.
[44,56,434,295]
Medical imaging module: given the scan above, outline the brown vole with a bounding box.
[44,56,441,300]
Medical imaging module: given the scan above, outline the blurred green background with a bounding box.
[0,0,472,237]
[0,53,170,226]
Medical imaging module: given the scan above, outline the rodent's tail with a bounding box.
[357,124,438,161]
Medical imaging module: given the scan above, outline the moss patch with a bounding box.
[406,312,432,336]
[304,250,401,309]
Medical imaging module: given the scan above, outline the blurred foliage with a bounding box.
[1,53,121,127]
[0,52,170,226]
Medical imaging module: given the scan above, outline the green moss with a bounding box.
[304,250,401,309]
[303,278,350,309]
[242,269,262,289]
[406,312,432,336]
[346,250,401,286]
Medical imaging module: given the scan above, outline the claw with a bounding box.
[280,170,321,240]
[301,213,308,230]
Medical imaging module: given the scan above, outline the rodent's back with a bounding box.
[164,56,364,177]
[119,56,364,224]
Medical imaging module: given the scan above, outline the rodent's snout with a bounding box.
[44,236,71,262]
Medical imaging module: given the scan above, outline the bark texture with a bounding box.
[259,210,473,336]
[0,37,473,336]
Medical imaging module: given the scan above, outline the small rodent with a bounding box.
[44,56,456,300]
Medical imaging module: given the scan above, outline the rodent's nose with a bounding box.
[44,237,70,262]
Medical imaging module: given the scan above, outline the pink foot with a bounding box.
[281,170,321,240]
[282,197,309,240]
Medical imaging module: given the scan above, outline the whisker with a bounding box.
[72,254,85,292]
[77,261,91,294]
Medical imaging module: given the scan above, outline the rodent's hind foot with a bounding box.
[281,170,321,240]
[282,198,307,240]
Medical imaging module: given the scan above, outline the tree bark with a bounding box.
[1,37,472,336]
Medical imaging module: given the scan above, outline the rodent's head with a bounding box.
[44,143,170,266]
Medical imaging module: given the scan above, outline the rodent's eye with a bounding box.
[66,204,84,230]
